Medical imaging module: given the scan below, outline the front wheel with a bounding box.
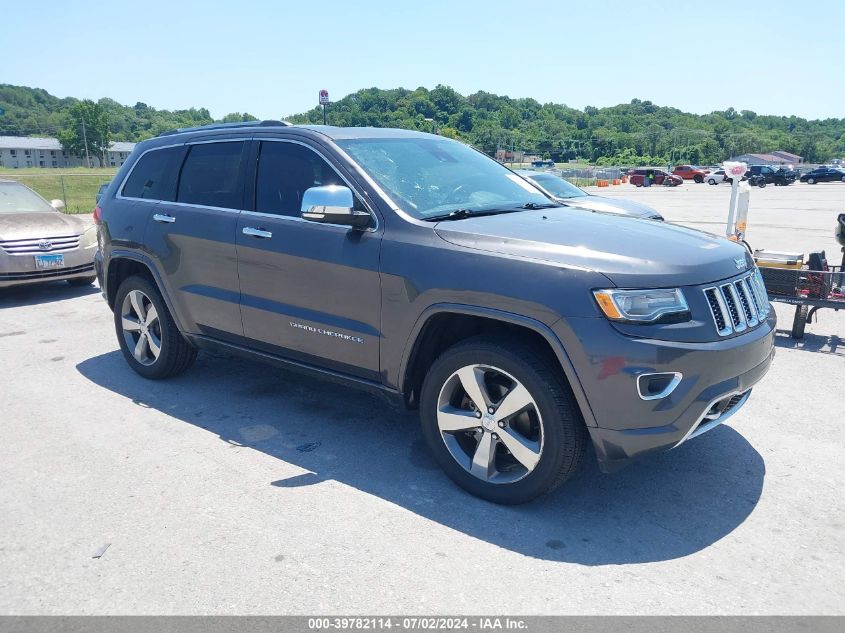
[419,337,587,504]
[693,175,703,183]
[807,177,816,184]
[114,275,197,379]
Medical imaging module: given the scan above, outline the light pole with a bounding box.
[81,115,91,168]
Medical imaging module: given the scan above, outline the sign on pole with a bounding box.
[724,161,749,241]
[319,90,330,105]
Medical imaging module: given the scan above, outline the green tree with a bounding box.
[58,100,110,167]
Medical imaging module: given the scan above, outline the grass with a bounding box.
[0,167,117,214]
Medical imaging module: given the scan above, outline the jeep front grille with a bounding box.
[704,271,769,336]
[0,235,80,255]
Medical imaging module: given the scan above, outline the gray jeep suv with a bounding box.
[95,121,775,504]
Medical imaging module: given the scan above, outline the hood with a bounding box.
[0,212,93,241]
[558,195,663,220]
[434,208,751,288]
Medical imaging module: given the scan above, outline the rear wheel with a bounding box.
[807,177,816,184]
[419,337,587,504]
[114,275,197,379]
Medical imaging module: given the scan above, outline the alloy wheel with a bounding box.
[436,364,543,484]
[120,289,162,366]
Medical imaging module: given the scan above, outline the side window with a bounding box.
[177,142,245,209]
[255,142,351,217]
[121,146,185,200]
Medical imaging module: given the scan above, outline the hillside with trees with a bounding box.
[2,83,843,164]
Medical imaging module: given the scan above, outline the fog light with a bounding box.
[637,372,682,400]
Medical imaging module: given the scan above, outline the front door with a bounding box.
[236,139,382,380]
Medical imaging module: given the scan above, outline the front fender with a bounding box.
[395,303,598,428]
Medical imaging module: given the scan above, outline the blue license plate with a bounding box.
[34,254,65,269]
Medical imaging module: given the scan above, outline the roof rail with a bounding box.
[157,120,292,137]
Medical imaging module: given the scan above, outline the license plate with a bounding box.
[34,254,65,269]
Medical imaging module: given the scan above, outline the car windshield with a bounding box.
[336,137,552,219]
[0,181,55,214]
[528,173,586,199]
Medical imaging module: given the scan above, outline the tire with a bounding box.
[791,304,808,339]
[758,181,766,188]
[419,336,587,504]
[67,275,96,287]
[807,178,816,184]
[707,178,717,185]
[841,176,845,182]
[693,175,703,183]
[113,275,197,379]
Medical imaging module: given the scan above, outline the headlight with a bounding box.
[81,224,97,246]
[593,288,689,323]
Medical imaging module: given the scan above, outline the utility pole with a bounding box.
[81,115,91,168]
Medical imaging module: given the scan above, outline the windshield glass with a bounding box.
[336,137,551,219]
[0,181,55,214]
[528,174,585,199]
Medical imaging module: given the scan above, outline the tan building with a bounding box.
[0,136,136,169]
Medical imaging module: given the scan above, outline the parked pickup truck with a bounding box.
[745,164,795,186]
[95,121,776,504]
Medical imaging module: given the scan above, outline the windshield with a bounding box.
[0,181,55,214]
[336,137,552,219]
[528,173,586,199]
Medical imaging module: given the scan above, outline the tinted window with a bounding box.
[177,142,245,209]
[255,142,347,217]
[122,146,184,200]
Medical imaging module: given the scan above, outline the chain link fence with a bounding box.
[0,171,114,214]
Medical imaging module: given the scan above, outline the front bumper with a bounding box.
[554,311,776,472]
[0,244,97,288]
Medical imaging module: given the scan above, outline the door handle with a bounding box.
[153,213,175,224]
[242,227,272,239]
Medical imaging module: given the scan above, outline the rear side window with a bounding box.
[121,146,185,200]
[177,142,245,209]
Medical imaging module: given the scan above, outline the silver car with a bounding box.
[516,170,664,220]
[0,179,97,288]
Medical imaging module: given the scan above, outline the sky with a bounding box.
[2,0,843,121]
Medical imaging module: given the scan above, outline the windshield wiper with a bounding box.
[422,208,510,222]
[518,202,560,210]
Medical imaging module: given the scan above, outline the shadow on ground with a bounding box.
[775,328,843,356]
[77,350,765,566]
[0,281,99,309]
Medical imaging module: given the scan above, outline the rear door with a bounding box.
[143,140,248,339]
[235,138,382,380]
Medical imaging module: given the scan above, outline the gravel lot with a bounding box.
[1,181,843,615]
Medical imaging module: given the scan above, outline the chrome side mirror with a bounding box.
[301,186,370,229]
[50,199,66,211]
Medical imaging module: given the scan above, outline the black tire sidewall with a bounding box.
[113,276,185,379]
[419,341,583,504]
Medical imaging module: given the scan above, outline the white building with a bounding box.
[0,136,136,169]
